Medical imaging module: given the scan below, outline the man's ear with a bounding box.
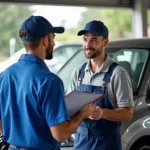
[43,35,48,47]
[103,38,109,47]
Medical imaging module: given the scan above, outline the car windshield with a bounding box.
[46,44,82,72]
[58,48,149,94]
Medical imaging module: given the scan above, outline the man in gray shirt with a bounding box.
[67,20,134,150]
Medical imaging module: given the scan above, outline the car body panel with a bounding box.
[122,115,150,150]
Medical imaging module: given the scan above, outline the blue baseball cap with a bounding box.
[77,20,109,38]
[19,15,65,42]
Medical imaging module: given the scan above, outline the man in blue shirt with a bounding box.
[0,16,94,150]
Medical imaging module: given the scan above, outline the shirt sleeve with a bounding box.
[112,66,134,107]
[40,76,70,127]
[66,68,79,95]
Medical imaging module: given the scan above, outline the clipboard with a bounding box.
[65,91,105,117]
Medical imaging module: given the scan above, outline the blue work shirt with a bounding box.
[0,54,70,150]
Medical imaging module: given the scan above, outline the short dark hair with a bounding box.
[19,30,41,50]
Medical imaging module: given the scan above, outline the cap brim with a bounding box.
[77,30,102,36]
[53,27,65,34]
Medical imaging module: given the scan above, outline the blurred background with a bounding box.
[0,3,150,62]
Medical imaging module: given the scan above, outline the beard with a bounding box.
[45,45,53,60]
[45,35,53,60]
[84,47,103,59]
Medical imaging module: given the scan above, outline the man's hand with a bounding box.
[89,106,103,120]
[80,104,96,119]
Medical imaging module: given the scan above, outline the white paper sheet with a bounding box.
[65,91,105,117]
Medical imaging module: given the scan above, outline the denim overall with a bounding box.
[74,62,122,150]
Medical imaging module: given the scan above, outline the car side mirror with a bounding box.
[146,81,150,103]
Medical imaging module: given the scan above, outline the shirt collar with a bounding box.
[18,54,49,70]
[84,54,113,73]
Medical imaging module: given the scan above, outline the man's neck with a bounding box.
[26,48,45,60]
[90,53,106,73]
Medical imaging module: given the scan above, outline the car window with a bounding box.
[58,50,86,92]
[58,49,149,93]
[54,45,82,61]
[46,45,82,73]
[109,49,149,91]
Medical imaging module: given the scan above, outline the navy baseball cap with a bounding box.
[77,20,109,38]
[19,15,65,42]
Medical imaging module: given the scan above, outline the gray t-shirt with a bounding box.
[67,55,134,108]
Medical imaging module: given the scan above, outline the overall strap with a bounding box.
[103,62,118,83]
[78,62,87,85]
[101,62,118,90]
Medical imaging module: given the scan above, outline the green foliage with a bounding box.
[55,27,82,41]
[0,4,32,57]
[79,8,103,28]
[0,5,133,58]
[100,9,132,39]
[78,8,132,39]
[56,8,103,42]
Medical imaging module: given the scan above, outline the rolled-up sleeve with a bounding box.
[112,67,134,107]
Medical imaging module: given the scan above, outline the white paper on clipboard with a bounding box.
[65,91,105,117]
